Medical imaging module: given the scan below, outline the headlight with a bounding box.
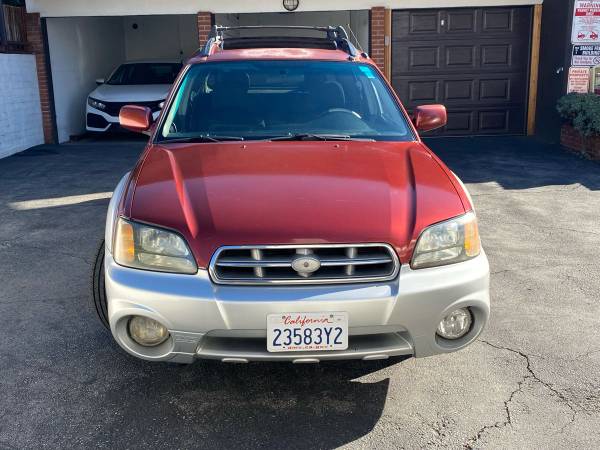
[411,212,480,269]
[113,218,197,274]
[88,97,106,110]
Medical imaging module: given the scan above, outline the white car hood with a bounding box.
[89,84,171,102]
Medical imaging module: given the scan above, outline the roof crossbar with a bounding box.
[198,25,359,58]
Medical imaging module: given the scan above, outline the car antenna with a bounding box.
[346,24,363,53]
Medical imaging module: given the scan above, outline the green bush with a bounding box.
[557,93,600,137]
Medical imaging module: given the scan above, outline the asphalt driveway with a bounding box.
[0,135,599,449]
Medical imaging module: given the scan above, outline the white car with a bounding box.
[86,60,182,133]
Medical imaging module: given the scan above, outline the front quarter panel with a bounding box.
[105,172,131,254]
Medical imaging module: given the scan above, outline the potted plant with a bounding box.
[557,93,600,159]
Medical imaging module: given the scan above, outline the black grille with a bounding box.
[210,244,399,285]
[102,100,163,117]
[86,113,109,129]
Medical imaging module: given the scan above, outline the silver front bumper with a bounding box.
[104,248,490,364]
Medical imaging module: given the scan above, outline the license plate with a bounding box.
[267,312,348,352]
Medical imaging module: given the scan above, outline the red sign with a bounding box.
[573,2,600,43]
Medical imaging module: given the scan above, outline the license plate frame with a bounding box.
[267,312,349,352]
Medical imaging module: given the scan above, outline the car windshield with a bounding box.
[107,63,182,85]
[159,60,414,142]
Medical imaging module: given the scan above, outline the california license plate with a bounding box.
[267,312,348,352]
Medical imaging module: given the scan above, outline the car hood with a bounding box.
[128,141,466,267]
[89,84,171,102]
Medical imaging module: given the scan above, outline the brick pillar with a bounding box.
[25,13,56,144]
[197,12,213,47]
[370,7,385,70]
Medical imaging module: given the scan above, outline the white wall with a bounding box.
[27,0,543,17]
[349,11,369,53]
[47,17,125,142]
[123,15,198,60]
[0,54,44,158]
[46,15,198,142]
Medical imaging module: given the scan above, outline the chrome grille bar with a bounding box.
[250,248,264,278]
[209,243,400,285]
[214,256,393,267]
[345,247,357,276]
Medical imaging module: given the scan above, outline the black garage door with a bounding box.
[392,7,532,135]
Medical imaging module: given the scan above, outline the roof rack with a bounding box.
[198,25,362,59]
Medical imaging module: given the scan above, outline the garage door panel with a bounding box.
[392,40,529,76]
[407,80,440,103]
[445,111,475,133]
[446,10,477,34]
[482,9,514,32]
[481,43,510,66]
[480,42,528,70]
[479,78,509,100]
[394,8,531,39]
[406,11,443,35]
[421,106,525,136]
[445,79,474,101]
[392,6,532,135]
[446,45,476,67]
[478,74,526,104]
[481,8,532,35]
[409,47,440,69]
[394,73,527,106]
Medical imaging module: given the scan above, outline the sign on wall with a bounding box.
[567,67,591,93]
[572,1,600,44]
[572,44,600,66]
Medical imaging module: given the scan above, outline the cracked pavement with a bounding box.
[0,136,599,449]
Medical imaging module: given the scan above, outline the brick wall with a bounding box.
[370,7,385,70]
[560,124,600,160]
[197,12,213,47]
[0,53,44,158]
[560,124,584,152]
[25,13,56,144]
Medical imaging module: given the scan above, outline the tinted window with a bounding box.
[160,61,413,141]
[107,63,182,85]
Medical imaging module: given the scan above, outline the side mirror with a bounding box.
[95,78,105,85]
[413,105,447,133]
[119,105,153,134]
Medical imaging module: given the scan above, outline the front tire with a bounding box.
[91,240,110,329]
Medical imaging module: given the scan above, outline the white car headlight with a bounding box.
[88,97,106,110]
[113,218,197,274]
[411,212,481,269]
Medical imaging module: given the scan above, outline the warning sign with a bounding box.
[568,67,591,93]
[572,1,600,44]
[572,45,600,65]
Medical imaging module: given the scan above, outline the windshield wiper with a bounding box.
[159,135,244,143]
[269,133,372,142]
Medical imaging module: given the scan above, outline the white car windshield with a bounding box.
[107,63,182,85]
[159,60,414,142]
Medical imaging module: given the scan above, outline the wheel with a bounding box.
[91,239,110,329]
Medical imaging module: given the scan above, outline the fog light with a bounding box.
[437,308,472,340]
[128,316,169,347]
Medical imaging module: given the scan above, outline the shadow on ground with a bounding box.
[0,136,397,449]
[425,136,600,191]
[75,335,398,449]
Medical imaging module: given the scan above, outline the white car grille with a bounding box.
[209,244,400,285]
